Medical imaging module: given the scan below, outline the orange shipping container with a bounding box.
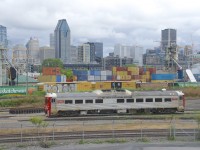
[42,67,61,75]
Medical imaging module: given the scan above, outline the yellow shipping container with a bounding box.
[122,82,136,89]
[95,82,111,89]
[112,67,117,75]
[126,75,131,80]
[141,75,146,79]
[38,75,56,82]
[77,82,92,91]
[151,80,174,83]
[123,71,127,76]
[145,71,150,75]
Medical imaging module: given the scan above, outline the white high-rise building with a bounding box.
[114,44,143,66]
[49,33,55,48]
[39,46,55,63]
[26,37,40,64]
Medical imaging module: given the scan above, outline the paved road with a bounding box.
[8,142,200,150]
[185,99,200,110]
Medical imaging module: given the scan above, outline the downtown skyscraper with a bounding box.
[54,19,71,63]
[0,25,7,48]
[161,28,177,51]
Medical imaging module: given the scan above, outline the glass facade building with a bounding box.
[0,25,7,48]
[54,19,71,63]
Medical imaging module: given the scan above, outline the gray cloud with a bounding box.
[1,0,200,55]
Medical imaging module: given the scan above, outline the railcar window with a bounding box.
[117,99,124,103]
[51,99,55,103]
[136,98,143,103]
[164,98,171,102]
[85,100,93,103]
[65,100,73,104]
[75,100,83,104]
[95,99,103,103]
[127,99,134,103]
[155,98,162,102]
[146,98,153,102]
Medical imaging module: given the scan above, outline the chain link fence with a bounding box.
[0,118,199,143]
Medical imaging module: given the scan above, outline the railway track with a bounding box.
[0,129,197,143]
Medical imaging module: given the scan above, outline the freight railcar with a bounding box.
[44,89,185,117]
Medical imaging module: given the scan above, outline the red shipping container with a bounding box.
[42,67,61,75]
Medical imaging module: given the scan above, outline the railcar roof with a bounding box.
[53,90,181,98]
[132,91,179,96]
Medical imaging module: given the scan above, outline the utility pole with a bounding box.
[26,49,28,95]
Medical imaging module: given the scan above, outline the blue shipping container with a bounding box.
[89,70,95,75]
[77,75,88,81]
[151,74,176,80]
[56,75,61,82]
[106,75,112,81]
[177,70,183,79]
[94,70,101,76]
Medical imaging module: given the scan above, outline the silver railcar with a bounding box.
[44,89,185,117]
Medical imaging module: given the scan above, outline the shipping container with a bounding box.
[61,75,66,82]
[95,82,111,89]
[56,75,61,82]
[151,80,174,83]
[111,82,122,89]
[122,82,136,89]
[77,82,92,91]
[38,75,56,82]
[100,76,107,81]
[106,70,112,76]
[94,76,101,81]
[151,74,176,80]
[101,71,107,76]
[106,75,112,81]
[42,67,61,75]
[88,75,95,81]
[77,75,88,81]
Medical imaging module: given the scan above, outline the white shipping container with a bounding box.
[101,75,107,81]
[88,75,95,81]
[101,71,107,76]
[94,76,101,81]
[61,75,66,82]
[106,70,112,76]
[117,75,121,80]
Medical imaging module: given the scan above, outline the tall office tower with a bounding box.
[12,44,27,73]
[49,33,55,48]
[39,46,55,63]
[77,44,90,63]
[0,25,7,48]
[87,42,103,63]
[54,19,71,63]
[26,37,40,64]
[70,45,78,63]
[161,28,177,51]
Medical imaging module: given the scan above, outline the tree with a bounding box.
[29,116,50,148]
[61,69,73,81]
[42,58,63,68]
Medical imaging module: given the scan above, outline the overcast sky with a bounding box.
[1,0,200,56]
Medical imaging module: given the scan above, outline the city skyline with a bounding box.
[1,0,200,56]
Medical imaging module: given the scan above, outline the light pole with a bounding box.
[26,49,28,95]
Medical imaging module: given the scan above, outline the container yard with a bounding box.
[36,66,181,92]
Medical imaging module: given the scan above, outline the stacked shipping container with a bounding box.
[38,67,66,82]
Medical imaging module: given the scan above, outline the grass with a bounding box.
[79,138,127,145]
[0,91,45,108]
